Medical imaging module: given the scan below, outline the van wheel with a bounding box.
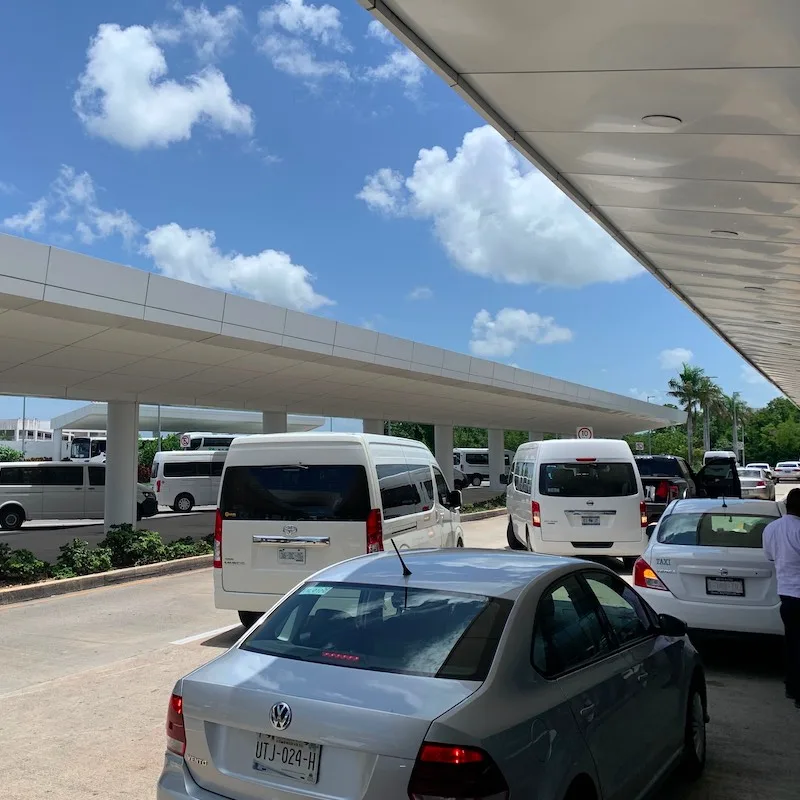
[456,538,464,548]
[525,527,532,551]
[238,611,261,629]
[471,475,482,487]
[622,557,638,572]
[507,518,525,550]
[173,494,194,513]
[0,505,24,531]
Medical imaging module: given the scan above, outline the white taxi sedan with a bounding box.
[774,462,800,482]
[634,498,783,636]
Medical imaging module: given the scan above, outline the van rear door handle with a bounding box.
[252,535,330,546]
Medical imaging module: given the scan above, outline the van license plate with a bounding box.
[582,516,601,526]
[254,733,320,783]
[278,547,306,564]
[706,577,745,597]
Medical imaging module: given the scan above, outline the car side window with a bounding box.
[532,575,613,677]
[581,571,652,646]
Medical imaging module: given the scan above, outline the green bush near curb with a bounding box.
[462,493,507,515]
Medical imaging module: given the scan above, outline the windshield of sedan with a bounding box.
[241,582,512,680]
[657,513,777,548]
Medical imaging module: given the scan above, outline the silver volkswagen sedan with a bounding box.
[158,549,708,800]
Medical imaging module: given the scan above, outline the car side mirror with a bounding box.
[448,489,462,508]
[658,613,688,637]
[646,523,657,539]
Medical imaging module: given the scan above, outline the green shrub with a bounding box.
[55,538,113,577]
[163,536,213,560]
[99,524,166,568]
[0,444,22,462]
[0,545,50,583]
[461,493,507,515]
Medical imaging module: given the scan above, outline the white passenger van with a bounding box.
[506,438,647,567]
[0,462,157,529]
[214,432,465,627]
[151,450,227,512]
[452,447,515,486]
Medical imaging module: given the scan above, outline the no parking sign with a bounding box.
[576,426,594,440]
[180,434,191,449]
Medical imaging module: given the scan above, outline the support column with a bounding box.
[434,424,454,487]
[261,411,288,434]
[488,428,506,491]
[52,429,63,461]
[528,430,544,442]
[104,401,139,531]
[362,419,384,435]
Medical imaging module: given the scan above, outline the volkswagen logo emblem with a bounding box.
[283,525,298,535]
[269,702,292,731]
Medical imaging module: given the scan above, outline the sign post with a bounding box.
[635,441,645,452]
[576,426,594,440]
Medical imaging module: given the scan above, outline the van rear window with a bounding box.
[539,462,638,497]
[220,465,370,522]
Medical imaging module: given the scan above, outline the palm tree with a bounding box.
[697,376,726,452]
[668,364,706,465]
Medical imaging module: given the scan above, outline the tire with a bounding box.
[471,475,482,487]
[507,518,525,550]
[622,556,638,572]
[681,682,707,780]
[173,494,194,513]
[0,505,24,531]
[525,527,533,552]
[136,504,143,521]
[456,538,464,548]
[238,611,262,629]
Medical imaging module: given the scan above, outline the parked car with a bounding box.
[158,549,708,800]
[746,462,773,480]
[635,455,699,524]
[453,467,468,490]
[0,461,156,530]
[774,461,800,483]
[215,433,464,628]
[634,498,783,635]
[737,468,776,501]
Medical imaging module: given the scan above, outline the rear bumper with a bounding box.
[213,571,284,612]
[741,488,772,500]
[637,587,784,636]
[533,533,647,558]
[158,756,221,800]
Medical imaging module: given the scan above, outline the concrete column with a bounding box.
[261,411,288,434]
[434,424,454,487]
[52,429,63,461]
[488,428,506,491]
[362,419,384,435]
[528,430,544,442]
[104,401,139,531]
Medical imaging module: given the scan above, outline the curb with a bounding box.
[0,554,213,606]
[461,508,507,522]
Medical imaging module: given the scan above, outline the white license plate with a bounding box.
[278,547,306,564]
[706,577,745,597]
[254,733,320,783]
[582,516,601,526]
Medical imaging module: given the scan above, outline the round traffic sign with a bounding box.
[180,434,191,448]
[576,426,593,440]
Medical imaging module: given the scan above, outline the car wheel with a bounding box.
[136,504,143,521]
[0,505,24,531]
[622,557,638,572]
[681,682,707,780]
[456,538,464,548]
[173,494,194,513]
[507,518,525,550]
[238,611,261,629]
[471,475,482,487]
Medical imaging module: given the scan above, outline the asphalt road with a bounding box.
[0,514,797,800]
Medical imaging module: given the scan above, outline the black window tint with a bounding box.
[452,454,460,465]
[532,575,612,676]
[205,437,233,449]
[432,467,450,506]
[151,461,159,479]
[88,466,105,487]
[163,461,207,478]
[211,460,224,477]
[582,572,650,646]
[242,582,512,680]
[0,466,41,485]
[634,457,682,478]
[465,453,489,466]
[377,464,421,519]
[221,465,370,522]
[43,466,84,486]
[657,513,776,548]
[408,464,434,509]
[539,462,637,497]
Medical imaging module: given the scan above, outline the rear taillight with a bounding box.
[408,743,509,800]
[166,693,186,756]
[156,479,161,492]
[640,500,648,527]
[213,509,222,569]
[633,557,668,591]
[757,481,766,487]
[366,509,384,553]
[531,500,541,528]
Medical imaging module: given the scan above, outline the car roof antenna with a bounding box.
[721,493,727,509]
[390,538,412,577]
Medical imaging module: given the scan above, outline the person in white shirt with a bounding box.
[763,488,800,709]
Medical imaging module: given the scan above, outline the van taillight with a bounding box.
[366,509,384,553]
[156,479,161,493]
[531,500,541,528]
[213,509,222,568]
[408,743,509,800]
[640,500,648,527]
[166,693,186,757]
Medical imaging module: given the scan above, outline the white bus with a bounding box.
[180,432,237,451]
[453,447,515,486]
[70,436,107,462]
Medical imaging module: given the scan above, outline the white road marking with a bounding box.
[171,623,240,645]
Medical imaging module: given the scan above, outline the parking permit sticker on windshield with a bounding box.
[300,585,331,596]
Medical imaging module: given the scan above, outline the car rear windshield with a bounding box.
[777,463,799,468]
[657,513,777,548]
[219,465,371,522]
[635,457,682,478]
[539,462,638,497]
[241,582,512,681]
[738,469,762,479]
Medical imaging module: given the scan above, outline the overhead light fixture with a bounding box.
[743,285,766,291]
[641,114,683,129]
[763,320,782,325]
[710,229,739,237]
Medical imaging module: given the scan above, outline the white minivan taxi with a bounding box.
[152,450,228,512]
[506,438,647,567]
[214,433,465,627]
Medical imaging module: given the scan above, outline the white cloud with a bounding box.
[143,223,332,311]
[364,20,425,95]
[357,126,642,287]
[2,198,48,234]
[74,23,254,149]
[659,347,693,370]
[154,3,244,62]
[0,181,16,195]
[741,364,767,385]
[408,286,432,300]
[257,0,351,80]
[469,308,573,358]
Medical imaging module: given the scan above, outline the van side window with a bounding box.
[465,453,489,466]
[432,467,450,506]
[43,466,84,486]
[164,461,208,478]
[377,464,422,519]
[0,466,41,485]
[211,460,224,477]
[151,461,159,479]
[514,461,532,494]
[408,464,434,510]
[88,466,105,487]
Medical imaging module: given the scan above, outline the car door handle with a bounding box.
[637,672,649,683]
[622,667,637,680]
[579,703,596,722]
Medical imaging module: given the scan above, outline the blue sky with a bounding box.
[0,0,780,427]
